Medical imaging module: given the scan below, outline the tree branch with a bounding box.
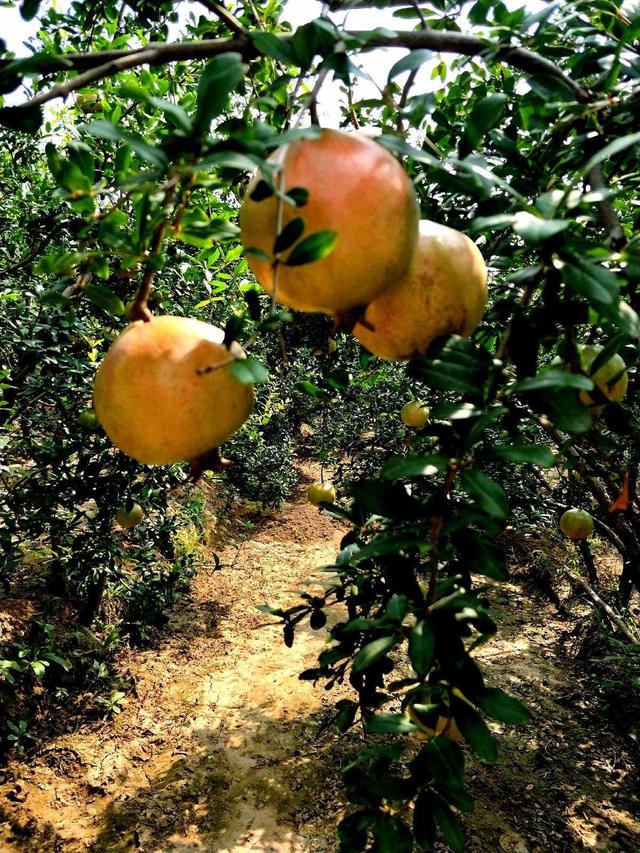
[3,28,588,113]
[587,162,627,249]
[196,0,245,38]
[568,570,639,644]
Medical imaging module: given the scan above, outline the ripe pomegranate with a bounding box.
[93,316,253,465]
[240,129,419,314]
[353,220,488,360]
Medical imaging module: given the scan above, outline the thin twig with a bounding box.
[346,82,360,129]
[396,68,418,134]
[408,0,427,29]
[128,175,179,322]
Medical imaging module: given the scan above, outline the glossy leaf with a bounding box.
[353,635,397,673]
[284,230,338,266]
[474,688,531,724]
[409,620,435,678]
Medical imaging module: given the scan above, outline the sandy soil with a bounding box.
[1,467,639,852]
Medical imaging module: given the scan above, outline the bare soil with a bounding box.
[1,466,639,852]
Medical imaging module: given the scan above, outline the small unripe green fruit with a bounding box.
[76,93,106,113]
[401,401,430,428]
[327,338,338,354]
[78,408,100,431]
[116,503,144,529]
[559,508,594,540]
[307,481,336,505]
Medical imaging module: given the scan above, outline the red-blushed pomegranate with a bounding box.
[240,129,420,314]
[93,316,253,465]
[353,220,488,361]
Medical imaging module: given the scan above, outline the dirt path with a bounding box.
[1,472,639,852]
[0,468,348,853]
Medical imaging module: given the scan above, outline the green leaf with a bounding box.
[613,301,640,338]
[337,810,374,849]
[244,246,271,262]
[284,230,338,266]
[84,121,169,167]
[452,700,498,762]
[414,737,465,786]
[513,212,569,244]
[413,790,437,848]
[439,782,475,814]
[83,283,125,317]
[289,19,337,70]
[474,688,531,724]
[513,369,594,393]
[273,217,305,255]
[409,620,435,678]
[193,53,244,136]
[366,712,417,734]
[30,660,48,678]
[335,699,359,732]
[465,93,508,149]
[580,131,640,178]
[387,49,432,82]
[459,469,509,520]
[353,635,397,673]
[376,134,439,168]
[148,97,192,133]
[230,356,269,385]
[294,380,330,401]
[45,652,70,671]
[563,260,619,308]
[372,814,413,853]
[470,213,517,232]
[386,594,408,622]
[286,187,309,207]
[347,535,426,562]
[265,126,322,148]
[433,798,465,853]
[542,388,593,434]
[381,455,447,480]
[488,444,555,467]
[407,336,490,393]
[198,151,260,172]
[249,31,294,65]
[20,0,40,20]
[348,480,421,520]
